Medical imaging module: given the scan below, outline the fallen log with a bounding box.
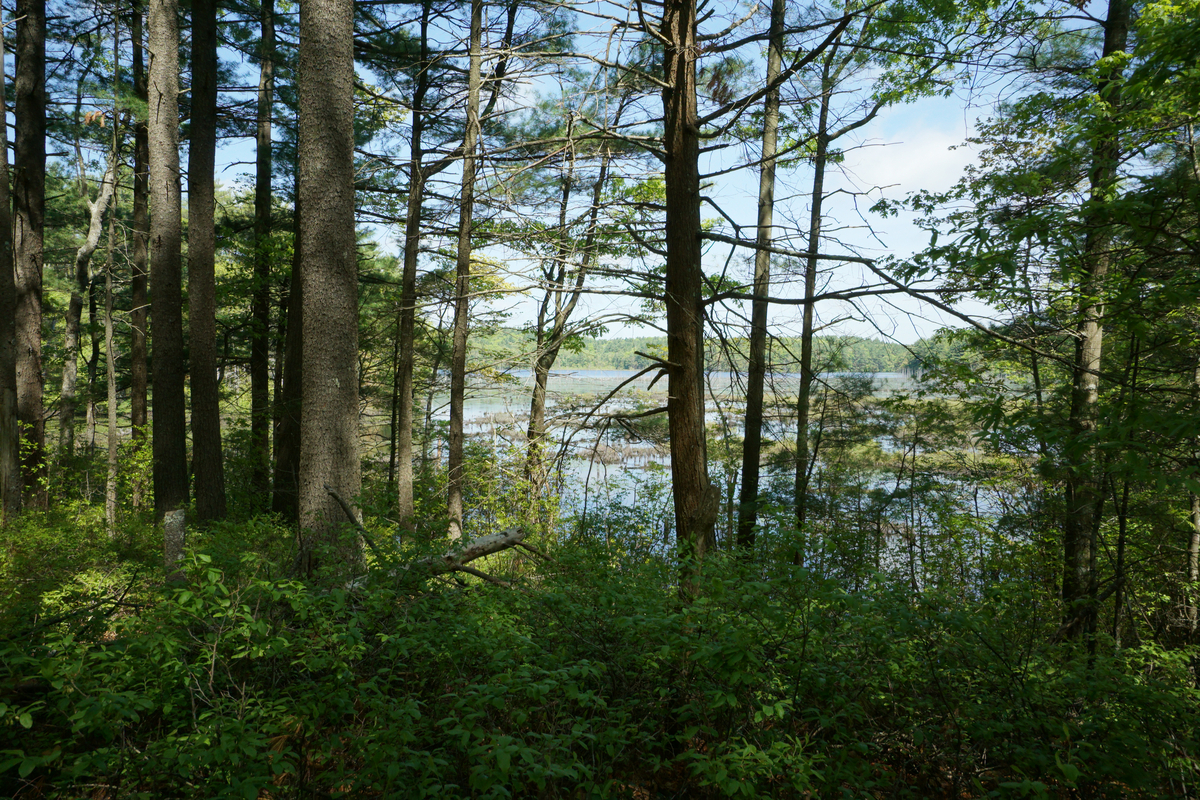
[326,485,528,588]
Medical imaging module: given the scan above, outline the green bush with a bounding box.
[1,516,1197,798]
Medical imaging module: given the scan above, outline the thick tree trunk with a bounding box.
[662,0,716,587]
[447,0,483,543]
[14,0,46,509]
[0,20,20,522]
[662,0,715,582]
[130,3,150,451]
[794,58,834,568]
[297,0,362,570]
[272,197,303,520]
[1061,0,1130,636]
[250,0,276,498]
[395,0,430,528]
[735,0,785,551]
[189,0,227,520]
[149,0,189,526]
[60,158,117,466]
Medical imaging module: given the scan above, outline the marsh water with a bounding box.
[419,369,918,476]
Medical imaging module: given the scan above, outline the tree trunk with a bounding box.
[14,0,47,509]
[794,55,834,568]
[250,0,275,498]
[104,29,120,533]
[395,0,430,528]
[1189,494,1199,635]
[1061,0,1130,636]
[86,259,101,458]
[189,0,226,520]
[130,1,150,453]
[447,0,483,543]
[272,196,303,520]
[387,312,401,491]
[126,7,149,519]
[735,0,784,551]
[149,0,189,526]
[1188,357,1200,635]
[524,127,613,499]
[662,0,716,588]
[0,18,21,522]
[60,156,117,467]
[296,0,362,570]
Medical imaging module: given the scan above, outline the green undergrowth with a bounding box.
[1,515,1197,798]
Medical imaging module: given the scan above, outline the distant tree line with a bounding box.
[476,330,960,374]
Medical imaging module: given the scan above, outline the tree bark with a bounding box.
[0,17,21,522]
[735,0,785,551]
[662,0,717,587]
[14,0,46,509]
[250,0,276,499]
[149,0,189,525]
[447,0,483,543]
[130,2,150,453]
[297,0,362,570]
[1061,0,1130,636]
[189,0,227,520]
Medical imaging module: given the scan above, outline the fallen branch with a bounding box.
[325,484,380,553]
[415,526,528,581]
[341,526,529,590]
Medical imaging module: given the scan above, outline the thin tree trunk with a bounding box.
[387,313,400,491]
[60,155,117,467]
[1188,356,1200,635]
[735,0,784,551]
[794,56,834,568]
[524,135,613,499]
[297,0,362,570]
[0,16,21,522]
[189,0,227,520]
[149,0,189,527]
[447,0,483,543]
[397,0,517,529]
[1062,0,1130,637]
[14,0,47,509]
[104,26,120,533]
[85,277,100,458]
[395,0,431,528]
[130,3,149,434]
[1189,494,1199,634]
[129,2,150,510]
[251,0,275,498]
[272,197,303,519]
[662,0,717,590]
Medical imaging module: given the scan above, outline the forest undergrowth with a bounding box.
[2,495,1197,799]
